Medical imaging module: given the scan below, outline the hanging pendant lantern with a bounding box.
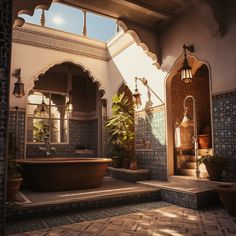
[180,44,194,83]
[66,90,73,112]
[13,69,25,98]
[132,77,142,109]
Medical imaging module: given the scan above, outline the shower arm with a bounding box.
[183,95,200,178]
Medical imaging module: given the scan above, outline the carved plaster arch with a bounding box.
[165,52,212,177]
[13,0,55,27]
[26,59,106,98]
[117,20,160,68]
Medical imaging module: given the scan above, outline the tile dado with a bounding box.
[8,111,98,158]
[27,119,98,157]
[212,91,236,181]
[135,106,167,181]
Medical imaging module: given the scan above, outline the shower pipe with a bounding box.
[183,95,200,178]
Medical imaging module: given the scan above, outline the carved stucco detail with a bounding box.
[13,0,54,26]
[13,26,108,61]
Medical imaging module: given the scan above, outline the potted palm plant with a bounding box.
[108,144,124,168]
[106,92,136,169]
[198,154,225,181]
[7,133,22,201]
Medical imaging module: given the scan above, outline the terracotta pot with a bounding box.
[216,184,236,216]
[7,177,22,201]
[130,160,138,170]
[198,134,211,149]
[204,161,225,181]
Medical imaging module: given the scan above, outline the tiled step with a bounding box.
[138,179,219,210]
[177,168,196,176]
[7,184,160,221]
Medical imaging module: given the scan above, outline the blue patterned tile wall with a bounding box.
[27,119,98,158]
[135,106,167,180]
[8,114,98,158]
[0,0,12,233]
[212,91,236,181]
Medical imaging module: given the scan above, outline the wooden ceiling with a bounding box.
[60,0,190,29]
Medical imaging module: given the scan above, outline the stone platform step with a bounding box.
[168,175,230,188]
[108,167,150,182]
[177,168,196,176]
[138,178,219,210]
[7,177,160,221]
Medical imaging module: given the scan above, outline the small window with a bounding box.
[27,90,69,143]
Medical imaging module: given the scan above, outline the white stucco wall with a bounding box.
[107,42,166,111]
[10,25,167,116]
[10,42,109,108]
[160,3,236,94]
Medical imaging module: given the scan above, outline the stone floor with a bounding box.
[9,205,236,236]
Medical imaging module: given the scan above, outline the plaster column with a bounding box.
[40,9,45,27]
[82,10,87,37]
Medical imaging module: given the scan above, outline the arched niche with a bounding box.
[165,54,213,177]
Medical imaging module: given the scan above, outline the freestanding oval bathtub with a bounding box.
[17,158,112,192]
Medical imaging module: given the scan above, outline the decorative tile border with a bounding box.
[160,189,219,210]
[13,25,108,61]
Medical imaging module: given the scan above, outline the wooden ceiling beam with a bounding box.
[112,0,174,19]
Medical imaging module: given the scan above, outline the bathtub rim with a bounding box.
[17,157,112,164]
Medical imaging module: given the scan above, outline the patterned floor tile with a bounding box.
[8,205,236,236]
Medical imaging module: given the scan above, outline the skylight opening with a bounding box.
[19,2,117,42]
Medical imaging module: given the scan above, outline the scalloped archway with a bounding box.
[26,59,106,98]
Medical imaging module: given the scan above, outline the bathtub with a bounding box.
[17,158,112,191]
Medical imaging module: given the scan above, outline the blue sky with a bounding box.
[19,3,117,42]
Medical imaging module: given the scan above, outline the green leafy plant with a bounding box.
[198,154,226,181]
[198,155,225,165]
[106,93,135,161]
[7,157,22,178]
